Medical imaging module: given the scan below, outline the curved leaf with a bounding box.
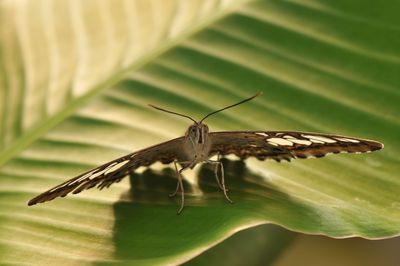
[1,0,400,265]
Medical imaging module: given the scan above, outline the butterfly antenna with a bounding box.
[149,104,197,124]
[200,92,262,123]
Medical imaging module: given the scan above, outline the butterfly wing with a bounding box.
[209,131,383,161]
[28,137,186,205]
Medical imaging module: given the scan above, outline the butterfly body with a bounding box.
[182,123,212,168]
[28,93,384,214]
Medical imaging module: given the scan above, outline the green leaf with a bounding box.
[183,224,296,266]
[1,0,399,265]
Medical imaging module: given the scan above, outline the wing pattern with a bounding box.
[29,130,383,205]
[28,137,185,205]
[209,131,383,162]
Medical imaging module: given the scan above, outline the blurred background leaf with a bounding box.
[0,0,399,265]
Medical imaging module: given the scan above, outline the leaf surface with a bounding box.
[1,0,399,265]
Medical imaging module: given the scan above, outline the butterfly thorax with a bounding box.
[183,123,212,167]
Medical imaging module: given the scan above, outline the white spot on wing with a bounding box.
[256,132,269,137]
[335,137,360,143]
[291,139,313,145]
[87,168,108,180]
[283,135,312,145]
[105,160,130,174]
[70,169,98,185]
[283,135,294,139]
[267,138,294,146]
[302,135,336,143]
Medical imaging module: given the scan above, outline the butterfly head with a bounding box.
[186,123,209,144]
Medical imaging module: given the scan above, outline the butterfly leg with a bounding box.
[170,160,191,197]
[207,159,233,204]
[171,160,193,214]
[169,162,179,197]
[212,154,224,191]
[169,161,182,197]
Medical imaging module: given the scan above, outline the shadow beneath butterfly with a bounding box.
[109,158,320,262]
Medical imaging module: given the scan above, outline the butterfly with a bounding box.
[28,92,384,213]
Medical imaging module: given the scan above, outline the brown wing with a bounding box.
[209,131,383,162]
[28,136,186,205]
